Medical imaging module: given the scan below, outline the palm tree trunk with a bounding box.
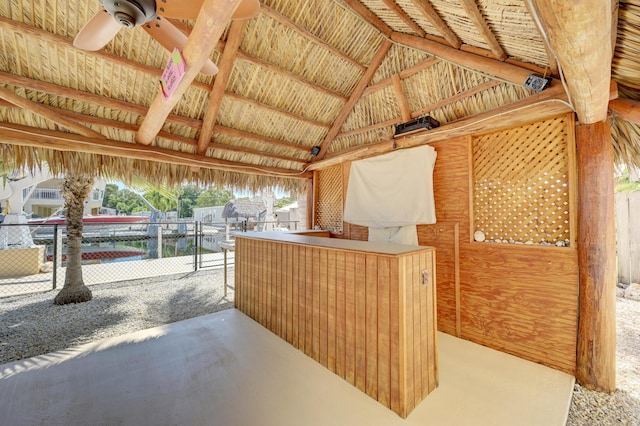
[54,174,94,305]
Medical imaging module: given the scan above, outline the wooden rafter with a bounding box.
[340,0,394,36]
[411,80,502,117]
[409,0,461,48]
[261,5,367,71]
[1,100,307,165]
[530,0,613,124]
[0,71,201,129]
[0,122,310,179]
[136,0,242,145]
[363,57,440,95]
[336,79,502,139]
[313,39,393,160]
[0,86,106,139]
[392,74,412,121]
[309,83,572,171]
[197,20,247,155]
[381,0,426,36]
[609,98,640,125]
[522,1,559,77]
[0,73,311,162]
[458,0,506,61]
[391,32,548,87]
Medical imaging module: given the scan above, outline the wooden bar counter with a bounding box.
[234,231,438,418]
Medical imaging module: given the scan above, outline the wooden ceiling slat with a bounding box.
[411,80,502,118]
[314,39,393,160]
[457,0,506,61]
[261,5,367,72]
[136,0,241,145]
[197,20,247,155]
[408,0,461,48]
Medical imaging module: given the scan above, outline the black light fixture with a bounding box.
[310,146,321,156]
[394,116,440,137]
[524,74,552,92]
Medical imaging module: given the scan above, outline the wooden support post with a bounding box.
[576,121,616,392]
[307,178,314,231]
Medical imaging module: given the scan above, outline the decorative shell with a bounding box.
[474,231,485,242]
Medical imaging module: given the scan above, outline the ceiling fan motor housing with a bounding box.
[100,0,157,27]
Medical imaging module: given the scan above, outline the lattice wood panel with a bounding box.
[315,165,343,233]
[472,116,572,245]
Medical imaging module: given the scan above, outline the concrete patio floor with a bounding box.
[0,308,574,425]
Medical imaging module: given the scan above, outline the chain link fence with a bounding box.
[0,219,298,297]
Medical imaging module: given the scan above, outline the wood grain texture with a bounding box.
[233,235,437,418]
[576,122,617,391]
[459,244,578,373]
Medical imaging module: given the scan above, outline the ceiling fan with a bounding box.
[73,0,260,76]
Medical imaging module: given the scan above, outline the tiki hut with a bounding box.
[0,0,635,421]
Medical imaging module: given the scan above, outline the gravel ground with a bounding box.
[0,268,234,365]
[1,271,638,425]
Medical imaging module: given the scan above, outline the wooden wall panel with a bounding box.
[234,236,437,418]
[459,244,578,372]
[327,116,579,375]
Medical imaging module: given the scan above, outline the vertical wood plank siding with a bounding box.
[234,236,437,418]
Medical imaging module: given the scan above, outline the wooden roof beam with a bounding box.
[458,0,506,61]
[197,20,246,155]
[381,0,426,37]
[522,2,559,77]
[313,39,393,160]
[0,86,106,140]
[0,123,310,179]
[392,74,412,121]
[136,0,242,145]
[0,100,308,164]
[609,98,640,125]
[363,57,440,95]
[391,32,555,88]
[337,79,502,139]
[0,71,201,129]
[261,5,367,72]
[309,83,572,171]
[529,0,613,124]
[0,16,212,92]
[340,0,394,37]
[409,0,461,48]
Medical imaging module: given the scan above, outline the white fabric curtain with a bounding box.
[344,145,437,230]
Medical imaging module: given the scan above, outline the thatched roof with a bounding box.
[0,0,638,190]
[222,199,266,219]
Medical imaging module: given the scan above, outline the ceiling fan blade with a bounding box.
[157,0,259,20]
[143,17,219,76]
[73,9,122,51]
[231,0,260,20]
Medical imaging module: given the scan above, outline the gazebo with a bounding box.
[0,0,636,419]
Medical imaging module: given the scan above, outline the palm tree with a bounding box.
[53,173,94,305]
